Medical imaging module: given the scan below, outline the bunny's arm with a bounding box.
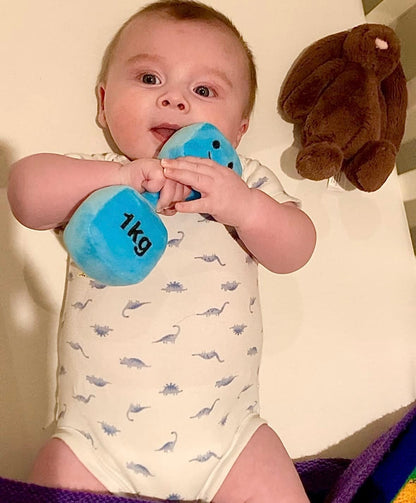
[280,59,346,122]
[381,62,408,150]
[278,30,348,121]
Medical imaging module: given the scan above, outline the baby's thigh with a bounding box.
[213,424,308,503]
[28,438,107,493]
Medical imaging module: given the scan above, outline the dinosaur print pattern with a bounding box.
[89,280,107,289]
[197,301,229,317]
[90,324,113,337]
[153,325,181,344]
[161,281,187,293]
[155,431,178,453]
[99,421,120,436]
[218,414,229,426]
[72,299,92,310]
[194,254,226,266]
[126,403,151,421]
[167,494,181,501]
[192,351,224,363]
[230,324,247,335]
[72,394,95,404]
[76,429,96,449]
[215,376,237,388]
[86,375,111,387]
[249,176,269,189]
[120,357,151,369]
[159,383,183,396]
[221,280,240,291]
[189,451,222,463]
[122,300,151,318]
[126,462,154,477]
[190,399,219,419]
[66,341,89,359]
[55,153,295,500]
[167,231,185,248]
[247,346,258,356]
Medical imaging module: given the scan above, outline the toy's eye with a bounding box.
[212,140,221,149]
[227,162,234,169]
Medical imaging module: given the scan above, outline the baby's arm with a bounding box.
[234,193,315,273]
[162,157,316,273]
[7,154,168,230]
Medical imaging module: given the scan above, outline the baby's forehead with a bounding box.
[119,13,244,57]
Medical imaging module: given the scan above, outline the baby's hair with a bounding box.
[97,0,257,117]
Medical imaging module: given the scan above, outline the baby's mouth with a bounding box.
[151,124,181,143]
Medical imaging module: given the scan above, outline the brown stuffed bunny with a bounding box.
[278,24,407,192]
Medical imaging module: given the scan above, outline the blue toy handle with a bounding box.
[141,188,200,208]
[141,191,160,208]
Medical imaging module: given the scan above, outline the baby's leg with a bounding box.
[28,438,107,493]
[213,424,308,503]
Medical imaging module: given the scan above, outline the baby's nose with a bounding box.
[158,93,189,112]
[162,99,185,110]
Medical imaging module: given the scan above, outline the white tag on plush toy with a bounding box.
[327,174,346,192]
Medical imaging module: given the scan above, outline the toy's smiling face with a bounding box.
[158,122,242,176]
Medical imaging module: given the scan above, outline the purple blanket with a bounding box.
[1,404,415,503]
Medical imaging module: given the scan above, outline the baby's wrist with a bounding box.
[118,161,144,191]
[233,188,264,232]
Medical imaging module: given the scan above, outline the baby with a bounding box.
[8,1,316,502]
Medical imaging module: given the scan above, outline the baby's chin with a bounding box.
[121,145,163,161]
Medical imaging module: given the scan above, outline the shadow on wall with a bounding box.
[297,401,416,462]
[0,142,59,480]
[0,142,11,188]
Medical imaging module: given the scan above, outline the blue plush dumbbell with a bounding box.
[63,122,242,286]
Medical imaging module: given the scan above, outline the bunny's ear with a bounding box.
[278,30,348,114]
[381,62,408,150]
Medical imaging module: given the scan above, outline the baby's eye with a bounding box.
[141,74,161,85]
[194,85,215,98]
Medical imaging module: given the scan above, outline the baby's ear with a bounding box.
[97,84,107,128]
[234,118,249,147]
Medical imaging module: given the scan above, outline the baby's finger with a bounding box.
[158,207,177,216]
[161,157,214,175]
[163,164,213,193]
[174,197,208,214]
[157,179,179,212]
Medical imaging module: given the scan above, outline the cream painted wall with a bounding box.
[1,0,416,482]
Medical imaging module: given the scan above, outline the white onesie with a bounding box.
[53,154,299,501]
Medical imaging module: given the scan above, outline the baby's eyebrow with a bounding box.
[126,53,164,66]
[201,67,233,89]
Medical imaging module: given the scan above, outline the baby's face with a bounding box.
[98,13,251,160]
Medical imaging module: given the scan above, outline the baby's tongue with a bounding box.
[156,127,177,141]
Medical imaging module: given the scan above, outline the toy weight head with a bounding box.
[159,122,242,177]
[64,186,168,286]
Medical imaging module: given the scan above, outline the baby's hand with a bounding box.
[122,159,189,215]
[161,157,251,227]
[156,179,192,216]
[121,158,165,193]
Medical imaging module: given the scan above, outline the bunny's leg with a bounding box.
[343,140,397,192]
[296,141,344,180]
